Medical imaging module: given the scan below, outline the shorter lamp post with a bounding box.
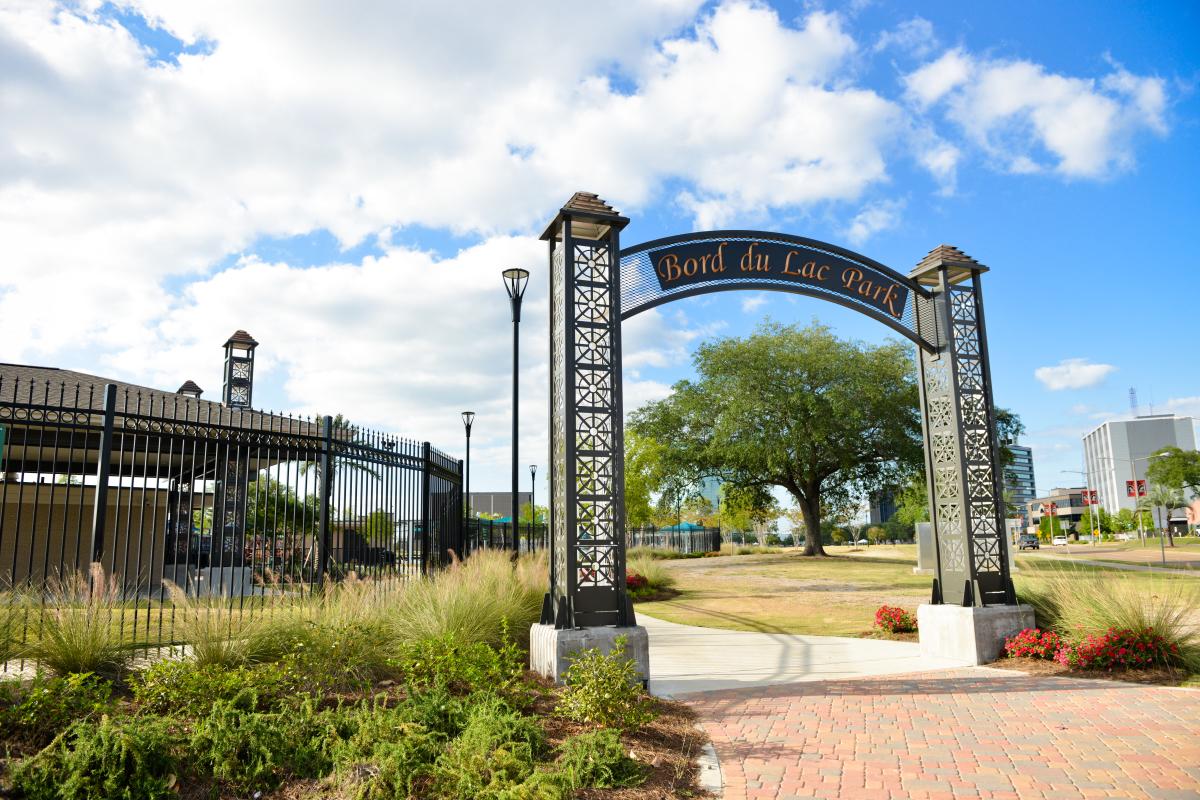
[529,464,537,552]
[461,411,475,548]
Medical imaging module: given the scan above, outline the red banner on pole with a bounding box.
[1137,480,1147,497]
[1126,480,1136,497]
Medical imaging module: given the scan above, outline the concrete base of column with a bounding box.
[917,604,1035,665]
[529,623,650,685]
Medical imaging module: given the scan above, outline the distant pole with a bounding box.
[529,463,537,553]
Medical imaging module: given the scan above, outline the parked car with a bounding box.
[1052,535,1068,546]
[854,538,868,546]
[1018,534,1040,550]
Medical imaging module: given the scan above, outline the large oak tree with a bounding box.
[629,322,922,556]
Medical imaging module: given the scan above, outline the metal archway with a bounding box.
[539,192,1014,631]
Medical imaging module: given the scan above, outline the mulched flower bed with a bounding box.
[988,656,1194,687]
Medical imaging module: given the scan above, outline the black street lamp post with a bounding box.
[529,463,537,552]
[461,411,475,547]
[503,268,530,553]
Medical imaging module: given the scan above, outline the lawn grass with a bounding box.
[634,548,1200,637]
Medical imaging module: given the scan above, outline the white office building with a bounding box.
[1082,414,1198,513]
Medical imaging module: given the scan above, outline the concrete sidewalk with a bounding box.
[1022,550,1199,576]
[641,613,967,697]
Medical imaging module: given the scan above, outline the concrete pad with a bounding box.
[640,613,969,697]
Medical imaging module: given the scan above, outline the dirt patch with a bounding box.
[988,656,1195,687]
[858,629,919,642]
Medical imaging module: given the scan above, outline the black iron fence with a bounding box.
[463,518,549,555]
[0,377,461,650]
[626,525,722,554]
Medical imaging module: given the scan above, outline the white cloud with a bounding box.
[740,294,768,313]
[904,48,972,107]
[873,17,938,59]
[1163,396,1200,418]
[1034,358,1117,391]
[843,199,905,245]
[0,1,906,368]
[904,50,1168,178]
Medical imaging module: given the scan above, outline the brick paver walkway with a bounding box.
[687,667,1200,799]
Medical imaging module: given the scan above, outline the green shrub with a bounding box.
[11,715,182,800]
[556,636,653,729]
[393,687,475,739]
[188,696,333,792]
[330,702,442,799]
[392,628,526,700]
[555,728,643,790]
[130,660,299,717]
[429,696,546,798]
[0,589,25,664]
[0,672,114,749]
[27,566,130,678]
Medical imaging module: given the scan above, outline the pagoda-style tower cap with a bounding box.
[540,191,629,242]
[176,380,203,397]
[223,330,259,349]
[908,245,988,287]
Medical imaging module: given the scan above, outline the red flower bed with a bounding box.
[626,572,649,591]
[1004,628,1062,660]
[874,605,917,633]
[1054,627,1179,671]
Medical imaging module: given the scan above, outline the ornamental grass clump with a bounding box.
[1016,567,1200,673]
[873,605,917,634]
[1003,628,1062,660]
[27,564,130,678]
[390,549,544,647]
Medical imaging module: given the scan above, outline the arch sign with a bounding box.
[534,192,1015,659]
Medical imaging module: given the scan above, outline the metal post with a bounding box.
[89,383,117,565]
[421,441,432,573]
[529,463,537,554]
[511,307,520,552]
[317,415,333,585]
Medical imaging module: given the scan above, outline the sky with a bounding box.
[1,0,1198,510]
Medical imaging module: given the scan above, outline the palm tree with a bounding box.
[301,413,381,492]
[1146,482,1185,547]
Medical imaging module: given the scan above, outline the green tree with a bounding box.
[623,430,682,527]
[301,414,380,495]
[720,484,779,536]
[630,323,922,557]
[246,478,318,537]
[1147,446,1200,495]
[518,502,548,524]
[1146,482,1186,546]
[1038,514,1065,539]
[893,476,930,525]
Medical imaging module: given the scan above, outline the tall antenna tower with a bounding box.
[1129,387,1139,417]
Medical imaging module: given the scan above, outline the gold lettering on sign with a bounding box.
[656,242,729,285]
[782,252,831,281]
[841,268,904,319]
[739,242,771,272]
[657,253,681,282]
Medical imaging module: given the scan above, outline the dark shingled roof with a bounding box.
[562,191,621,217]
[0,363,315,435]
[176,380,203,395]
[909,244,988,286]
[540,191,630,241]
[223,330,259,348]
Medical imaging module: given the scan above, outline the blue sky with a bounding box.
[1,0,1197,506]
